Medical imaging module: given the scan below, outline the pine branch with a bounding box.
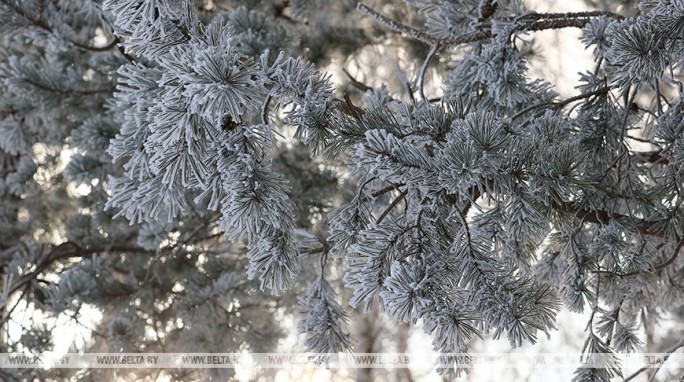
[445,174,669,241]
[357,2,437,45]
[593,239,684,278]
[1,223,221,313]
[357,2,623,48]
[564,201,675,239]
[517,11,624,21]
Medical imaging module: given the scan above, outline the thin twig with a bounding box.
[371,183,406,198]
[516,10,624,21]
[418,44,440,101]
[0,284,30,328]
[553,86,611,110]
[23,78,116,96]
[396,65,416,104]
[261,95,272,125]
[376,189,408,224]
[342,68,372,92]
[0,0,130,59]
[511,86,610,120]
[622,338,684,382]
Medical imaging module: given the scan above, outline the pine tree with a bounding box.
[1,0,683,381]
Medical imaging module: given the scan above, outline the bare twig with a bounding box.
[342,68,372,92]
[376,189,408,224]
[417,44,440,101]
[622,338,684,382]
[261,95,272,125]
[511,86,611,120]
